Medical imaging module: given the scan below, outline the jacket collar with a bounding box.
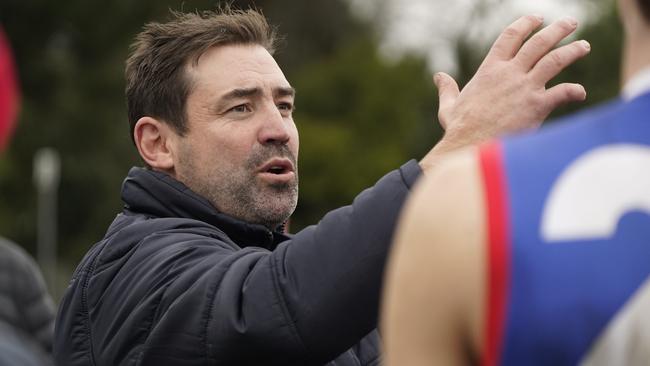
[121,167,290,250]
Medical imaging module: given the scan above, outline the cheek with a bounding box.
[205,126,252,157]
[213,142,249,165]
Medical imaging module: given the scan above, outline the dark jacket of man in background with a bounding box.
[55,162,420,365]
[0,237,55,365]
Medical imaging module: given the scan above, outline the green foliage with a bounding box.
[0,0,160,263]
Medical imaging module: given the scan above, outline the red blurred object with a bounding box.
[0,26,19,153]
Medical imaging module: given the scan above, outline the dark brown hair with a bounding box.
[125,7,278,141]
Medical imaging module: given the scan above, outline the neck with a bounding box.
[621,22,650,87]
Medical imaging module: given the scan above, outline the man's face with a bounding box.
[174,44,299,229]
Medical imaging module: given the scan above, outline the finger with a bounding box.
[545,83,587,111]
[531,40,591,84]
[515,16,579,70]
[485,15,545,61]
[434,72,460,130]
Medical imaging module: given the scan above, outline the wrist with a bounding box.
[419,138,456,173]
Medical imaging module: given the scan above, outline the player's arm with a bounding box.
[381,148,486,366]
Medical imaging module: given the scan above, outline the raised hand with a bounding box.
[421,15,590,170]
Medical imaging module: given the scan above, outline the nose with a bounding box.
[258,104,291,146]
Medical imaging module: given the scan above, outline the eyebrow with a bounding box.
[220,87,262,101]
[274,86,296,98]
[219,86,295,102]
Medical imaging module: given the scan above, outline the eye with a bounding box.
[277,102,294,113]
[228,104,251,113]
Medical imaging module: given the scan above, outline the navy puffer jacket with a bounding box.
[55,161,420,365]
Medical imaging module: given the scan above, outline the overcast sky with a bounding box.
[348,0,608,74]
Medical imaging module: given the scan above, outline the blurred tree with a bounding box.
[0,0,168,265]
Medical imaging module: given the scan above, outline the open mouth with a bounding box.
[267,165,288,175]
[259,158,294,176]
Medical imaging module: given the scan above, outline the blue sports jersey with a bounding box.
[478,92,650,366]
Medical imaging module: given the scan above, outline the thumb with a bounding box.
[434,72,460,130]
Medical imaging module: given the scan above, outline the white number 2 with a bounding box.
[540,144,650,242]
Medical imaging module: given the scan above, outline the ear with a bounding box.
[133,116,178,171]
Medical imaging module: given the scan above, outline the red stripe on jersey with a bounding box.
[479,141,511,366]
[0,27,19,152]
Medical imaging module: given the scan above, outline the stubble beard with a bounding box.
[178,144,299,230]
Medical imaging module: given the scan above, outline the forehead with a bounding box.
[187,44,290,94]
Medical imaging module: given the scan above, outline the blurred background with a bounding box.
[0,0,621,300]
